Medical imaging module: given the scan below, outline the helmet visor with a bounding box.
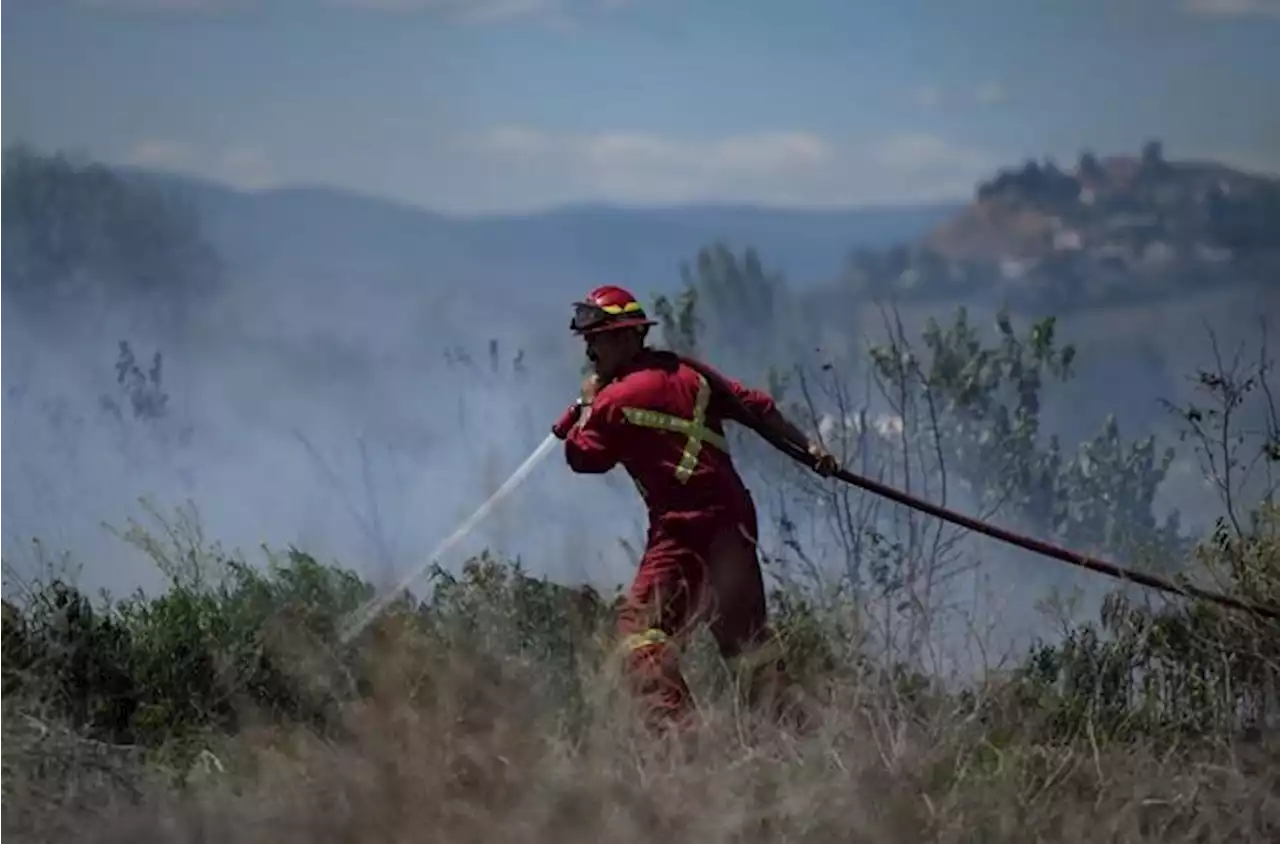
[570,301,610,333]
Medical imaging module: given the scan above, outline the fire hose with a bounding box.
[677,354,1280,623]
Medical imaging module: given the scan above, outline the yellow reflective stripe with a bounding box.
[600,301,644,315]
[622,628,668,652]
[673,373,715,482]
[620,374,726,484]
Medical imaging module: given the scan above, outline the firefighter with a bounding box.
[551,284,838,733]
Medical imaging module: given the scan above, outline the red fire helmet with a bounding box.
[569,285,657,336]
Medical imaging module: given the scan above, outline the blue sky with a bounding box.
[4,0,1278,213]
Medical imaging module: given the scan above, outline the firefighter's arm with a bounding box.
[720,375,778,420]
[758,405,840,476]
[559,394,622,474]
[757,406,815,451]
[717,371,839,476]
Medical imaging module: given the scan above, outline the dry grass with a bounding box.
[6,621,1279,844]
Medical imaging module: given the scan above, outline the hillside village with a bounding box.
[844,142,1280,310]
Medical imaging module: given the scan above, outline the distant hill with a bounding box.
[165,145,1275,321]
[127,168,958,305]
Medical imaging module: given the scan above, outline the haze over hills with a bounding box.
[128,166,961,305]
[123,142,1278,320]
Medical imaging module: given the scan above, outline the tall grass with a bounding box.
[3,501,1278,843]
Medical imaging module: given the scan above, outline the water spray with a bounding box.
[338,432,560,644]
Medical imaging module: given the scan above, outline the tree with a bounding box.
[1022,324,1280,740]
[1,145,221,329]
[651,284,701,358]
[1140,139,1165,171]
[654,244,794,378]
[1079,150,1104,182]
[870,306,1183,562]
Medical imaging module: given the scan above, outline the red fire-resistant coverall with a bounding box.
[553,349,787,729]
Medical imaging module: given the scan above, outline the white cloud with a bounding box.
[1183,0,1280,17]
[327,0,556,21]
[349,0,631,12]
[124,139,275,189]
[465,126,995,207]
[114,128,997,211]
[911,82,1007,108]
[864,132,991,174]
[126,139,194,169]
[1204,146,1280,176]
[469,128,835,203]
[973,82,1007,106]
[914,86,943,108]
[74,0,627,24]
[74,0,255,10]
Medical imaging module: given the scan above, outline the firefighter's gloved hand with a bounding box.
[552,402,583,440]
[581,373,602,405]
[807,441,839,477]
[553,375,603,440]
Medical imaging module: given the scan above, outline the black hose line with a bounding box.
[676,354,1280,623]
